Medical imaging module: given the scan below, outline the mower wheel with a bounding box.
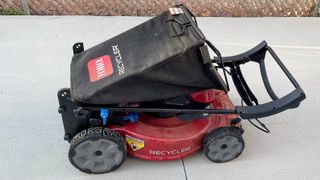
[203,127,244,163]
[68,127,127,174]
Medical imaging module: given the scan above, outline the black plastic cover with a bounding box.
[70,5,226,104]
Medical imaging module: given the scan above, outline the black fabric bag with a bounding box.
[70,5,226,105]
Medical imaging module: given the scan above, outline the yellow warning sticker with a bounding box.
[125,135,145,151]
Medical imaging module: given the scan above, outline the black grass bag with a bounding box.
[70,5,226,104]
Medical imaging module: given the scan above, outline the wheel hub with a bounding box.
[72,139,123,173]
[207,136,243,162]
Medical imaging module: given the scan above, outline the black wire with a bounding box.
[247,119,270,133]
[205,40,230,91]
[224,68,231,75]
[241,100,270,133]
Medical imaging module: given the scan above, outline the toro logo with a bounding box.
[87,55,113,82]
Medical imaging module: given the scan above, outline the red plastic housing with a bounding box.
[110,89,239,160]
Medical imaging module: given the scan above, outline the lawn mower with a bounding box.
[57,5,305,174]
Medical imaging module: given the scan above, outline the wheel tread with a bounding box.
[68,127,126,174]
[203,126,245,163]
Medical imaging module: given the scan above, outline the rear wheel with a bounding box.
[203,127,244,163]
[69,127,126,174]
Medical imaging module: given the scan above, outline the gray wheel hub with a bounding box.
[72,139,123,173]
[207,136,243,162]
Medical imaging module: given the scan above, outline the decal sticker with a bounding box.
[112,45,125,75]
[149,146,192,156]
[87,55,113,82]
[168,7,184,15]
[125,135,144,151]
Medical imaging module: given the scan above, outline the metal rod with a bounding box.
[83,106,238,115]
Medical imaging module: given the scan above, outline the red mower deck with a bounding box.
[111,90,239,160]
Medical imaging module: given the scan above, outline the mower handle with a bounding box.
[214,41,306,119]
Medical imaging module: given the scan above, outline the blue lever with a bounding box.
[122,112,139,123]
[100,109,109,126]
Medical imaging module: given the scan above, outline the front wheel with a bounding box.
[68,127,127,174]
[203,127,244,163]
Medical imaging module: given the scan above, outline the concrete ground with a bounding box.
[0,16,319,180]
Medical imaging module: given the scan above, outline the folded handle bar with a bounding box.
[214,41,306,119]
